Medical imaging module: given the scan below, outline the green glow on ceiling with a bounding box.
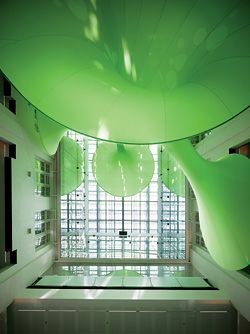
[60,136,84,196]
[165,139,250,271]
[1,0,250,143]
[92,143,154,197]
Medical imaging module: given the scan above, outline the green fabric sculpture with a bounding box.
[161,146,185,198]
[92,143,154,197]
[0,0,249,143]
[60,136,84,196]
[165,139,250,270]
[0,1,250,270]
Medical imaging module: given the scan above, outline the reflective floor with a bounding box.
[43,263,201,278]
[32,275,213,289]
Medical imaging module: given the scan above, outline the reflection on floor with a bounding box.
[31,275,214,289]
[43,263,201,278]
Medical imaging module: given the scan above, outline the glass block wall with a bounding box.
[60,131,186,259]
[35,210,52,250]
[159,185,186,259]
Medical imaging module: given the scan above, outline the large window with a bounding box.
[35,210,52,250]
[60,131,186,260]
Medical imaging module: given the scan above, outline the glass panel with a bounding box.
[60,132,186,259]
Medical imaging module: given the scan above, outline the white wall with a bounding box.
[191,246,250,321]
[0,94,55,312]
[196,109,250,160]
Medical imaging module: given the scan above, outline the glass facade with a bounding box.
[35,158,51,197]
[35,210,52,250]
[60,131,186,259]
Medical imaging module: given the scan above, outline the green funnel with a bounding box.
[161,146,185,198]
[92,143,154,197]
[60,136,84,196]
[16,103,66,155]
[36,111,66,155]
[165,139,250,270]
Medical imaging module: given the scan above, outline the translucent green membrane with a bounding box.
[1,0,250,143]
[1,1,249,271]
[165,139,250,270]
[92,143,154,197]
[60,136,84,196]
[36,112,66,155]
[17,104,66,155]
[161,146,185,198]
